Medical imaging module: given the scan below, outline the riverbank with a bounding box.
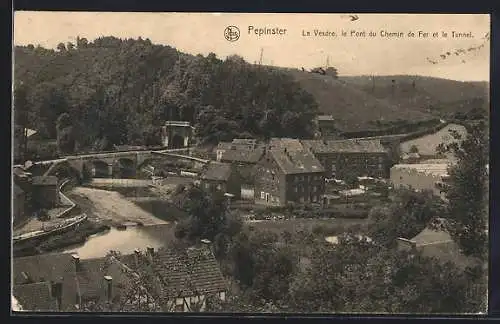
[67,187,169,226]
[13,219,110,257]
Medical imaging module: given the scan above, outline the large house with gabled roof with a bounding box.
[254,139,325,206]
[301,138,391,179]
[119,242,227,312]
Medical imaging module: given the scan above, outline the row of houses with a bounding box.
[209,137,393,206]
[13,167,60,227]
[12,241,227,312]
[204,137,462,206]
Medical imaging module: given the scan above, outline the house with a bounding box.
[390,163,450,199]
[13,184,27,227]
[216,139,262,161]
[254,145,325,206]
[12,252,157,312]
[315,115,342,139]
[199,162,241,199]
[120,243,227,312]
[216,139,265,184]
[32,176,59,209]
[301,138,390,179]
[396,220,478,268]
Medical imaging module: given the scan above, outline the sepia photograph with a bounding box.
[11,12,489,314]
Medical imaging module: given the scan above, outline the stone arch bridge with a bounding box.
[26,148,210,180]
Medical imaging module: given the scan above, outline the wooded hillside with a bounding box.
[14,37,318,152]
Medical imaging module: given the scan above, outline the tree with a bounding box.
[409,145,419,154]
[367,188,446,247]
[14,83,30,162]
[325,67,339,78]
[56,113,76,154]
[173,185,241,243]
[441,121,488,260]
[57,42,66,52]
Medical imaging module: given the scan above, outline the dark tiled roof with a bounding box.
[221,148,264,164]
[200,162,232,181]
[124,245,227,300]
[270,149,325,175]
[13,253,75,285]
[74,257,136,305]
[13,282,58,311]
[301,139,388,154]
[32,176,58,186]
[217,139,261,151]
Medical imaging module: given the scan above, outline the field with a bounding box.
[399,123,468,155]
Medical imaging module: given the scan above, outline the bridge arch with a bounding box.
[171,134,185,149]
[116,158,136,178]
[90,159,112,178]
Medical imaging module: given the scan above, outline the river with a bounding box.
[59,224,173,259]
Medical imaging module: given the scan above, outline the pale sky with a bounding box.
[14,12,490,81]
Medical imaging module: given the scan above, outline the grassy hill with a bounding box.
[342,75,489,117]
[285,69,434,132]
[271,67,488,133]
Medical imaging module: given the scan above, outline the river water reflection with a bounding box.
[60,224,172,259]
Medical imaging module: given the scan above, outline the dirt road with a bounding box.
[68,187,168,226]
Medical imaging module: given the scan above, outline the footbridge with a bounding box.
[23,147,210,180]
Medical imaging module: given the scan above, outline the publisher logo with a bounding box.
[224,26,240,42]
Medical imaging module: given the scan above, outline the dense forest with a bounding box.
[14,36,319,154]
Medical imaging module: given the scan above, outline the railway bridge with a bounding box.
[24,147,210,180]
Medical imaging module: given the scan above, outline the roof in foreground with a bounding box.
[121,245,227,299]
[301,139,388,154]
[391,163,450,177]
[270,149,325,174]
[13,282,58,311]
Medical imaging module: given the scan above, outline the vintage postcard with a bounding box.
[12,12,489,314]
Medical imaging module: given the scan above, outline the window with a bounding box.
[216,184,222,190]
[378,163,383,170]
[294,186,298,193]
[219,291,226,301]
[299,197,305,203]
[205,183,210,189]
[378,156,384,163]
[312,195,317,203]
[313,186,317,192]
[261,191,265,199]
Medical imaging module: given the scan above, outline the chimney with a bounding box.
[50,281,63,310]
[146,246,154,262]
[134,249,140,268]
[104,276,113,302]
[71,254,81,272]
